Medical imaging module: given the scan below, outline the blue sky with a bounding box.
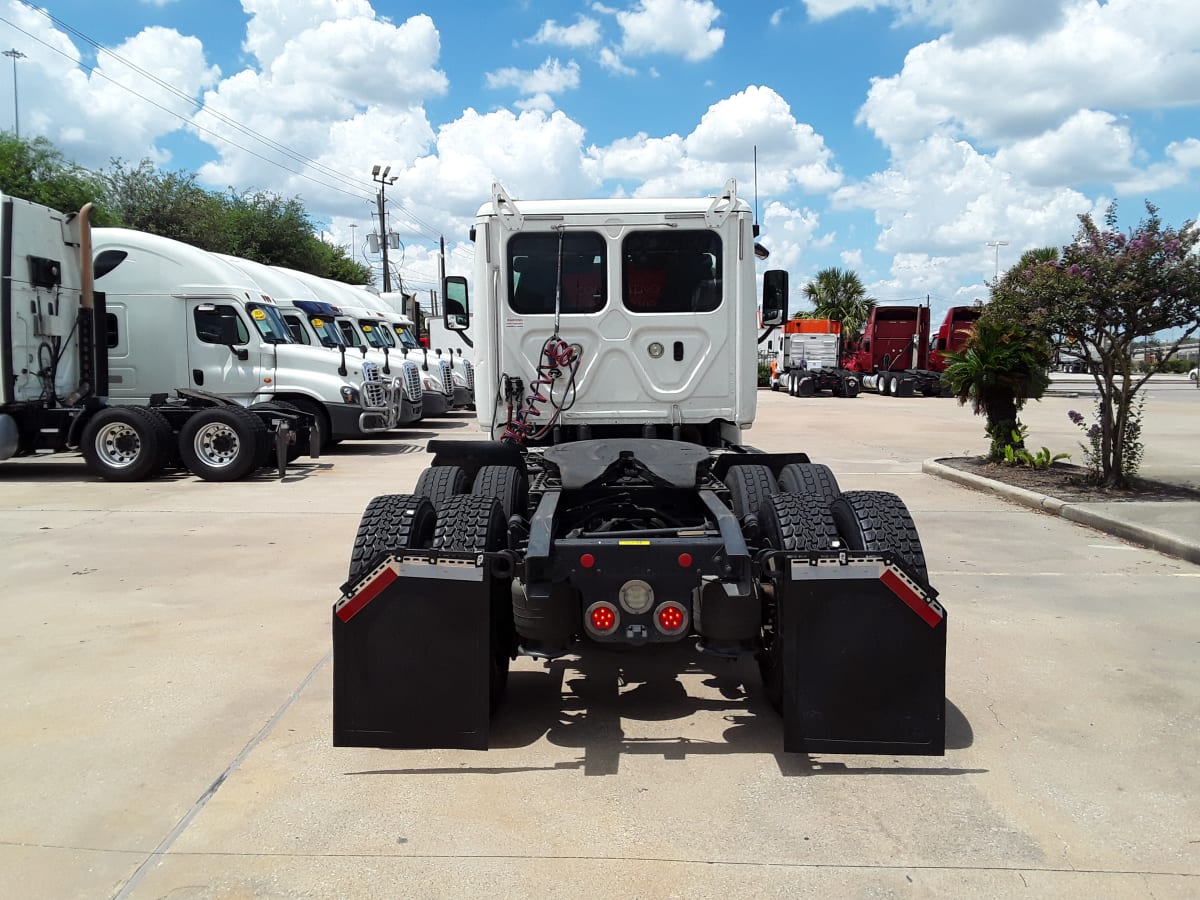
[2,0,1199,323]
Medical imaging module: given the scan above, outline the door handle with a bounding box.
[192,369,204,386]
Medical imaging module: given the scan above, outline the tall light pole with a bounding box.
[986,240,1009,279]
[3,49,26,139]
[371,164,397,292]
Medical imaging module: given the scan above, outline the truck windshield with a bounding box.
[357,319,390,349]
[393,325,421,350]
[307,315,348,347]
[507,231,607,315]
[621,230,723,313]
[246,303,294,343]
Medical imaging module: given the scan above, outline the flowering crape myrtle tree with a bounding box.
[990,202,1200,487]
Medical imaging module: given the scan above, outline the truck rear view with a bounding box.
[332,182,946,756]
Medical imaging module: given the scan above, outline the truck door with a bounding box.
[186,300,268,399]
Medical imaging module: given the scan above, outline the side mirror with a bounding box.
[761,269,788,326]
[217,314,249,361]
[443,275,470,331]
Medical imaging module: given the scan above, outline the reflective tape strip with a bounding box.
[335,565,397,623]
[335,555,487,623]
[880,566,944,628]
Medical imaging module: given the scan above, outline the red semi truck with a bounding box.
[844,304,982,397]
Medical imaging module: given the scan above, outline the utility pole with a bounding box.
[371,164,397,292]
[3,49,26,139]
[437,234,446,314]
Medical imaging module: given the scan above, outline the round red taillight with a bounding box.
[580,553,596,569]
[677,553,693,568]
[585,601,619,636]
[655,601,689,635]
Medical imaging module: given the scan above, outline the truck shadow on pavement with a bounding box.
[350,644,979,778]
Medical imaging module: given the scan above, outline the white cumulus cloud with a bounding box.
[615,0,725,61]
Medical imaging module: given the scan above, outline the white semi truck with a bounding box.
[91,229,404,455]
[215,254,423,426]
[1,193,321,480]
[278,268,456,416]
[333,181,947,756]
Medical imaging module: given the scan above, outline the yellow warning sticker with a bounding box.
[311,317,324,327]
[618,540,651,546]
[250,308,267,320]
[363,324,373,332]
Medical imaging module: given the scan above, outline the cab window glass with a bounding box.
[194,305,249,344]
[621,230,722,313]
[336,320,360,346]
[282,314,310,344]
[508,232,606,315]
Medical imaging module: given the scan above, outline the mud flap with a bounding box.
[333,553,494,750]
[773,552,946,755]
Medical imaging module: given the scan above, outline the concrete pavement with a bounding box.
[1,389,1198,899]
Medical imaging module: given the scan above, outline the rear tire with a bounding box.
[757,492,841,712]
[178,407,264,482]
[830,490,928,581]
[434,495,512,712]
[80,406,170,482]
[797,376,815,397]
[724,464,779,519]
[414,465,470,511]
[347,494,436,582]
[777,462,841,505]
[472,464,527,520]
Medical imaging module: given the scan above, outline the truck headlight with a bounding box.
[340,386,360,404]
[423,376,438,391]
[452,370,468,387]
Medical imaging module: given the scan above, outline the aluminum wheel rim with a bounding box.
[95,422,142,468]
[193,422,241,468]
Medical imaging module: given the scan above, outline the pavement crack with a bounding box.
[109,650,331,900]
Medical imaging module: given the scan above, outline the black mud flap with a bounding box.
[333,552,493,750]
[771,552,946,755]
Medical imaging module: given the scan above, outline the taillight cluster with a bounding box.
[583,583,690,639]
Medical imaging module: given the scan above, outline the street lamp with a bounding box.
[371,164,398,292]
[986,240,1009,279]
[3,49,26,139]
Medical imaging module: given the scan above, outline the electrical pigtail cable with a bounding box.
[501,227,583,445]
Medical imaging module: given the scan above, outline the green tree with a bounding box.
[801,267,877,342]
[311,236,372,284]
[101,158,225,245]
[941,317,1052,461]
[989,202,1200,487]
[0,133,117,224]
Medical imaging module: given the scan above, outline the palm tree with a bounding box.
[941,317,1053,461]
[802,267,877,342]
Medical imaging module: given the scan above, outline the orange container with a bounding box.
[784,318,841,335]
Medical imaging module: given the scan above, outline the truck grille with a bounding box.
[402,361,421,402]
[438,359,454,398]
[463,359,474,390]
[359,360,388,410]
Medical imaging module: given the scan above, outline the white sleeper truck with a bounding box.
[1,193,321,481]
[332,182,946,755]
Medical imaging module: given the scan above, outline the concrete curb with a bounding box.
[922,457,1200,566]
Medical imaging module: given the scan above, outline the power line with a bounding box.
[8,2,450,242]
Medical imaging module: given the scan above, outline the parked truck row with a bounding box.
[1,193,475,482]
[770,303,983,399]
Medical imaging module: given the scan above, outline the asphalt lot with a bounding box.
[1,378,1198,898]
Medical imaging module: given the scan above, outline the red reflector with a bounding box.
[591,605,616,631]
[677,553,693,568]
[658,605,685,632]
[580,553,596,569]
